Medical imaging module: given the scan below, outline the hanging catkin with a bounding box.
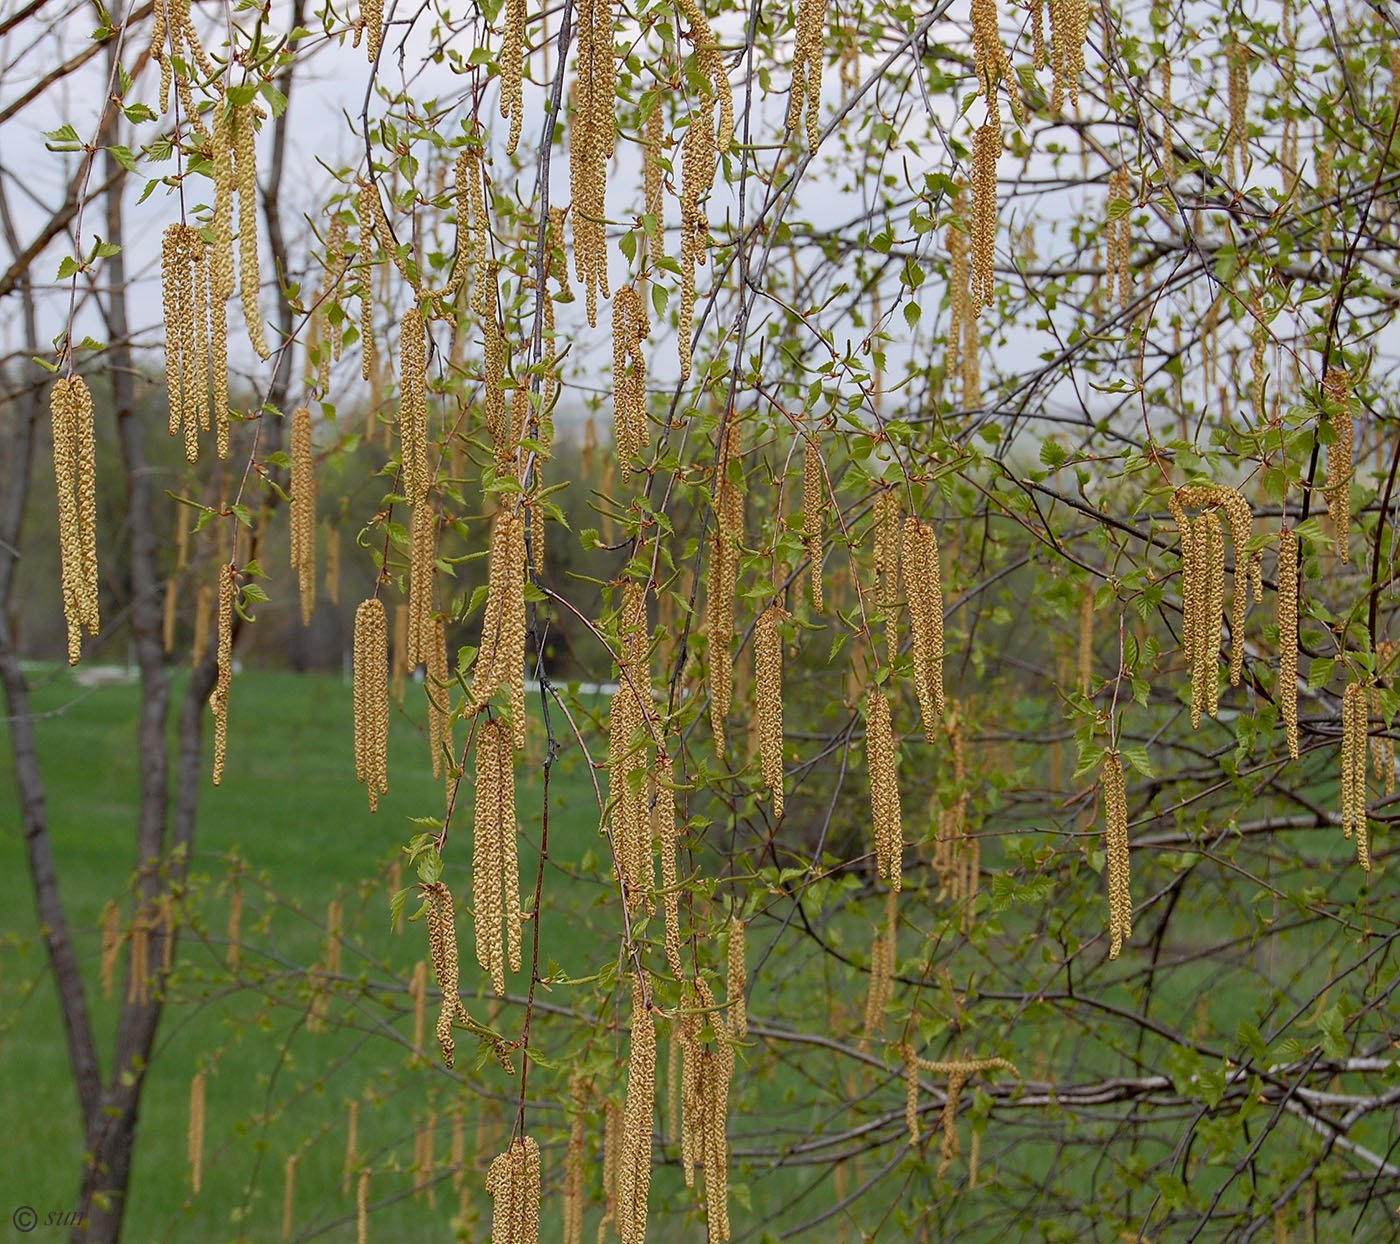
[1341,680,1370,870]
[210,562,235,784]
[353,599,390,810]
[678,976,733,1239]
[473,716,520,994]
[802,433,824,608]
[231,101,270,360]
[903,517,946,738]
[707,420,743,758]
[356,1168,370,1244]
[289,408,316,626]
[399,307,430,503]
[866,688,903,891]
[1106,166,1132,308]
[500,0,526,154]
[872,488,901,664]
[903,1044,921,1145]
[1278,527,1299,760]
[482,264,510,456]
[571,0,616,325]
[407,502,437,669]
[562,1076,588,1244]
[1226,37,1250,182]
[755,604,786,816]
[609,581,653,911]
[409,959,428,1054]
[787,0,827,153]
[486,1136,542,1244]
[970,117,1000,310]
[656,750,684,978]
[1101,750,1131,958]
[50,377,100,664]
[971,0,1022,121]
[1323,366,1353,563]
[188,1070,206,1193]
[326,525,341,605]
[910,1055,1018,1177]
[726,918,747,1039]
[282,1154,299,1240]
[858,891,896,1049]
[644,103,667,259]
[473,502,528,746]
[357,187,379,384]
[427,617,451,780]
[359,0,382,58]
[343,1100,360,1196]
[1049,0,1088,111]
[616,975,656,1244]
[612,286,651,480]
[423,880,485,1067]
[161,223,211,462]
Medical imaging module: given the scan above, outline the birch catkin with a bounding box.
[866,688,903,891]
[755,604,786,817]
[210,563,235,784]
[407,502,437,670]
[970,118,1000,311]
[726,918,747,1039]
[1323,366,1353,563]
[616,975,656,1244]
[473,716,520,994]
[427,617,451,779]
[656,750,684,978]
[1277,527,1299,760]
[708,420,743,757]
[562,1076,588,1244]
[486,1136,541,1244]
[872,488,901,664]
[424,880,483,1067]
[1341,680,1370,870]
[500,0,526,154]
[289,408,316,626]
[787,0,827,153]
[399,307,430,504]
[352,599,390,809]
[473,503,528,746]
[232,102,270,359]
[903,517,946,739]
[161,223,211,462]
[188,1070,206,1193]
[571,0,616,325]
[1101,750,1131,958]
[803,434,824,608]
[612,286,651,480]
[50,377,100,664]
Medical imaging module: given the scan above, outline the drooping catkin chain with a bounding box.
[655,750,684,978]
[755,604,786,816]
[866,688,904,891]
[571,0,616,326]
[726,918,747,1039]
[422,880,483,1067]
[934,707,970,902]
[231,102,271,360]
[210,562,235,784]
[1340,680,1370,870]
[473,716,521,994]
[1101,750,1131,958]
[1106,166,1132,309]
[399,307,430,503]
[1049,0,1088,111]
[356,1168,370,1244]
[902,517,946,739]
[353,599,390,811]
[472,502,528,746]
[282,1154,299,1239]
[483,264,510,456]
[970,115,1000,311]
[562,1075,588,1244]
[357,0,382,58]
[49,377,100,664]
[1323,366,1353,563]
[407,502,437,670]
[427,618,451,780]
[500,0,526,154]
[1277,527,1299,760]
[787,0,827,153]
[643,103,666,260]
[612,286,651,480]
[872,487,901,664]
[802,433,824,608]
[971,0,1022,122]
[289,408,317,626]
[903,1044,922,1145]
[610,581,653,911]
[616,975,657,1244]
[161,223,212,463]
[679,976,733,1239]
[148,0,215,136]
[486,1136,541,1244]
[707,420,744,757]
[676,0,734,153]
[1226,37,1250,182]
[188,1069,206,1193]
[356,187,380,385]
[909,1055,1018,1177]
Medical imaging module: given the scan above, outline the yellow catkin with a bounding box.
[1341,680,1370,870]
[802,434,824,608]
[486,1136,542,1244]
[357,188,380,385]
[1278,528,1299,760]
[1227,37,1249,182]
[500,0,526,154]
[353,599,390,811]
[971,0,1022,121]
[656,751,683,978]
[1323,367,1353,563]
[473,503,528,746]
[755,605,786,817]
[226,883,242,969]
[50,377,100,663]
[393,602,409,701]
[127,907,149,1004]
[643,104,666,260]
[209,101,233,456]
[616,975,656,1244]
[903,1044,921,1145]
[1107,166,1132,309]
[326,526,340,605]
[188,1070,206,1194]
[210,563,235,784]
[707,421,743,758]
[970,118,1000,311]
[289,408,316,626]
[282,1154,298,1240]
[399,307,430,504]
[866,688,903,891]
[1250,293,1268,421]
[232,103,270,360]
[359,0,382,58]
[427,617,451,779]
[910,1056,1018,1177]
[161,223,210,462]
[903,518,946,740]
[407,502,437,670]
[100,899,121,998]
[473,716,520,994]
[612,286,651,480]
[860,890,896,1052]
[163,577,178,653]
[562,1076,588,1244]
[424,880,484,1067]
[788,0,827,153]
[1049,0,1089,111]
[946,184,972,406]
[357,1168,370,1244]
[1101,750,1131,958]
[409,958,428,1055]
[872,488,901,665]
[571,0,617,326]
[343,1100,360,1196]
[609,583,653,912]
[727,918,748,1039]
[483,265,509,456]
[1174,485,1257,689]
